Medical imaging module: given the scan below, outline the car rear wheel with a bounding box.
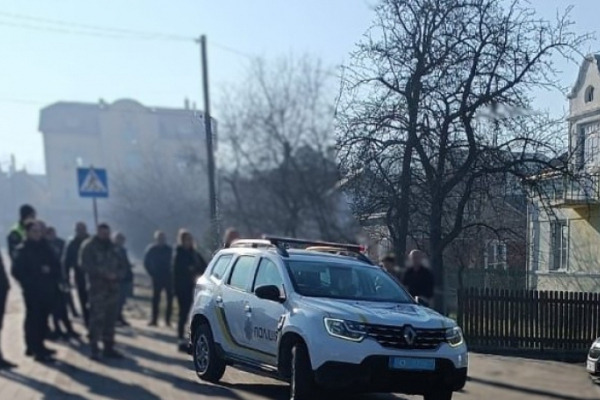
[193,323,226,383]
[290,342,320,400]
[424,389,453,400]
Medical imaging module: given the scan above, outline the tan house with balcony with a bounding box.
[39,98,211,235]
[528,55,600,292]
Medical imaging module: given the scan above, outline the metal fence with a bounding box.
[458,288,600,361]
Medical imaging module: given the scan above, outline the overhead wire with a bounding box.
[0,10,254,58]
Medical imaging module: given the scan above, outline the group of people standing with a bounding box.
[144,227,240,349]
[0,204,134,365]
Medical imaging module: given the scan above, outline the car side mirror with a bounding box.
[255,285,285,303]
[415,296,430,307]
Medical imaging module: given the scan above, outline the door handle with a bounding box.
[244,304,252,313]
[215,296,223,307]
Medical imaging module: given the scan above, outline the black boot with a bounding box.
[103,343,124,359]
[90,342,100,361]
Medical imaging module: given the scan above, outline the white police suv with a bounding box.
[189,237,468,400]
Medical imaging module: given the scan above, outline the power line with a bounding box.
[0,11,192,41]
[0,10,254,58]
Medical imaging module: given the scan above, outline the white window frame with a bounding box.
[484,239,508,270]
[549,219,569,272]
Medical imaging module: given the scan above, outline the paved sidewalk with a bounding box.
[0,281,598,399]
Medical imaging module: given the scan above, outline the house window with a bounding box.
[485,240,507,269]
[586,86,595,103]
[550,220,568,271]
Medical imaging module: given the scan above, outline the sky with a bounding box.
[0,0,598,174]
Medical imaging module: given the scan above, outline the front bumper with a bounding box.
[587,356,599,378]
[314,356,467,394]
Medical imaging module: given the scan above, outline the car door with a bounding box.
[219,255,257,355]
[247,257,287,358]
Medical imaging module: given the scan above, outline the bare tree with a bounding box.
[337,0,589,311]
[109,142,210,256]
[218,55,360,241]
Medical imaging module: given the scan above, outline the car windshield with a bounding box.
[286,260,413,303]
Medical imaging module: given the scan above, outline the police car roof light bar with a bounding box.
[261,235,373,265]
[230,239,289,258]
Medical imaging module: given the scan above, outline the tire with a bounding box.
[290,342,319,400]
[193,323,226,383]
[424,389,453,400]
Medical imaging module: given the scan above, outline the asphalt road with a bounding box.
[0,275,599,399]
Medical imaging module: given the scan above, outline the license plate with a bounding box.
[389,357,436,371]
[587,360,597,373]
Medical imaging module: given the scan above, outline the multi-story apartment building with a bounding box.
[39,98,211,236]
[528,55,600,292]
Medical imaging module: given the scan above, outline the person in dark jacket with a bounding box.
[402,250,435,306]
[113,232,133,327]
[173,229,206,346]
[46,226,79,340]
[11,220,60,362]
[0,255,16,369]
[63,222,89,326]
[7,204,36,262]
[144,231,173,327]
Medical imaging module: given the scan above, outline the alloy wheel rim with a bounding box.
[195,334,210,373]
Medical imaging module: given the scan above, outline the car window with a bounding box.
[227,256,256,291]
[253,258,283,292]
[210,255,233,280]
[287,260,412,303]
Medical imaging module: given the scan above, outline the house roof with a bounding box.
[568,54,600,100]
[39,99,208,136]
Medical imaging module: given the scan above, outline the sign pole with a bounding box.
[93,197,99,229]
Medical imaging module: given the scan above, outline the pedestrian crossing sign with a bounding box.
[77,167,109,198]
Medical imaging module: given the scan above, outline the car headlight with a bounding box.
[324,318,367,342]
[446,326,464,347]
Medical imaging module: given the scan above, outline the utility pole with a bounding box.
[197,35,219,250]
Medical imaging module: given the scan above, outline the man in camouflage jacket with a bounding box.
[80,223,127,360]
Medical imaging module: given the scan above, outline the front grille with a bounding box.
[365,324,446,350]
[590,347,600,359]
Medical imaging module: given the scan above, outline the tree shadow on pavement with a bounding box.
[469,376,599,400]
[45,360,163,400]
[133,327,179,344]
[120,341,193,370]
[0,370,89,400]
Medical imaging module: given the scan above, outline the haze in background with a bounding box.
[0,0,597,173]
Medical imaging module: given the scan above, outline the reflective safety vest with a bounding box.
[10,223,25,241]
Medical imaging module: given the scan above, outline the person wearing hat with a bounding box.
[7,204,36,262]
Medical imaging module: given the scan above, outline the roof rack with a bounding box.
[229,239,289,257]
[262,235,374,265]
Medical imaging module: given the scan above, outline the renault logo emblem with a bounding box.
[404,326,417,346]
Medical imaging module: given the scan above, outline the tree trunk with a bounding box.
[429,199,446,314]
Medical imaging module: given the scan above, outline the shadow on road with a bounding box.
[133,326,179,344]
[0,370,89,400]
[45,360,163,400]
[121,341,192,370]
[469,376,598,400]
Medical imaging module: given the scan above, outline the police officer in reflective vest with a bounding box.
[7,204,36,262]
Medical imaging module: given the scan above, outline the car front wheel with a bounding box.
[193,323,226,383]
